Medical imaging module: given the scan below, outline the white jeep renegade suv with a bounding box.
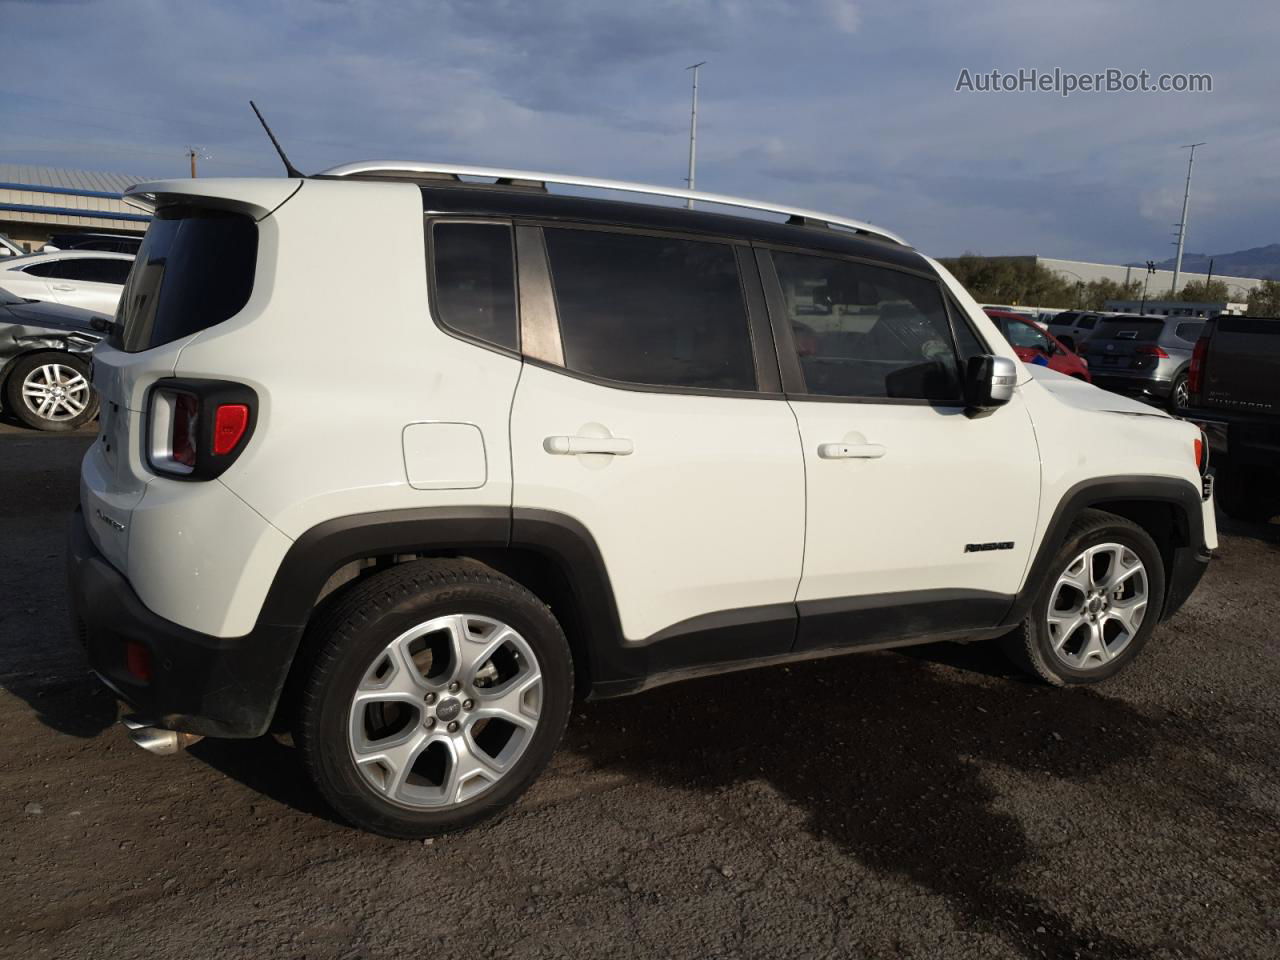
[67,164,1216,838]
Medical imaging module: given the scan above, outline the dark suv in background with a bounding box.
[1083,315,1203,411]
[1180,315,1280,522]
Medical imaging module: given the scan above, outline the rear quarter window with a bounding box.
[115,207,258,352]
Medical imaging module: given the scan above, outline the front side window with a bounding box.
[431,222,518,351]
[772,251,961,401]
[1008,319,1051,351]
[543,228,755,391]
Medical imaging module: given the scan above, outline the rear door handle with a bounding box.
[544,435,634,456]
[818,442,886,460]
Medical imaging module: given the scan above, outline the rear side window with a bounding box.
[1078,315,1097,329]
[772,251,961,401]
[115,208,257,353]
[430,222,518,351]
[1174,321,1204,342]
[21,260,65,278]
[543,228,755,391]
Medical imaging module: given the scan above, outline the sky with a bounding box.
[3,0,1278,263]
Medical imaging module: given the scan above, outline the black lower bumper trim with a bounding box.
[66,507,302,738]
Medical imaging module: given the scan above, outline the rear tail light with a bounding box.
[1188,336,1209,396]
[146,379,257,480]
[213,404,250,455]
[1137,344,1169,358]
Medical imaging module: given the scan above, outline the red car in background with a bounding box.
[984,309,1091,382]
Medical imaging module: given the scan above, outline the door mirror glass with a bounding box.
[963,355,1017,410]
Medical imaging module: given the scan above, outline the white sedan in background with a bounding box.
[0,251,133,315]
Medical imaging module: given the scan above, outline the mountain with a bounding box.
[1129,244,1280,280]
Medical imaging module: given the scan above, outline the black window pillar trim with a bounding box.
[755,247,806,394]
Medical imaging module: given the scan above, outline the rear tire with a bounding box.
[4,352,98,432]
[1169,374,1190,413]
[1001,509,1165,685]
[295,558,572,839]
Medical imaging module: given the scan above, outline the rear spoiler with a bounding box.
[123,178,303,221]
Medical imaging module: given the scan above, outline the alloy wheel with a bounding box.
[1172,378,1190,409]
[21,362,91,422]
[1045,542,1148,671]
[347,614,542,809]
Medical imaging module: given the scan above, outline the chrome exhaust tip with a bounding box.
[122,716,203,755]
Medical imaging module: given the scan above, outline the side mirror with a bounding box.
[964,355,1017,410]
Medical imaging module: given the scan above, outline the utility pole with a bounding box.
[1141,260,1156,315]
[685,61,706,209]
[1171,142,1206,295]
[188,147,198,178]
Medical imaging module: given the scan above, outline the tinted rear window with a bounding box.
[114,207,257,352]
[1094,318,1165,341]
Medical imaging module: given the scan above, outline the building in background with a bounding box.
[981,255,1264,300]
[0,164,151,252]
[1104,299,1247,318]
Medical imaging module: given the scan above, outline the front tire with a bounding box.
[1001,509,1165,685]
[4,352,98,432]
[295,558,573,839]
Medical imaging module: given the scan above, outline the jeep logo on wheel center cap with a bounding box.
[435,698,461,722]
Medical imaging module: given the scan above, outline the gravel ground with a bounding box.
[1,422,1277,960]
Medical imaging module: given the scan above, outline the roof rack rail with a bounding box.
[316,161,906,246]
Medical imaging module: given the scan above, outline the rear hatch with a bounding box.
[1203,316,1280,414]
[1084,317,1167,373]
[81,200,264,572]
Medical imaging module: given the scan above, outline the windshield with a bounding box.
[113,206,258,352]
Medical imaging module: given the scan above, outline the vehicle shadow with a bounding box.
[1215,512,1280,548]
[565,648,1162,960]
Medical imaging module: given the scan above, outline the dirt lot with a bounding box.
[1,422,1277,960]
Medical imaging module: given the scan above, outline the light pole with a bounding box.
[684,61,706,209]
[1171,142,1206,295]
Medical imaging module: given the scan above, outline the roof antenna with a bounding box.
[249,100,304,178]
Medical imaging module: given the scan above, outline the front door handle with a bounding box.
[51,283,76,291]
[818,442,886,460]
[544,435,634,456]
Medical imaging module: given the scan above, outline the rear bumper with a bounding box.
[66,507,301,738]
[1090,373,1173,403]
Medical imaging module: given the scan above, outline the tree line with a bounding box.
[940,254,1280,315]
